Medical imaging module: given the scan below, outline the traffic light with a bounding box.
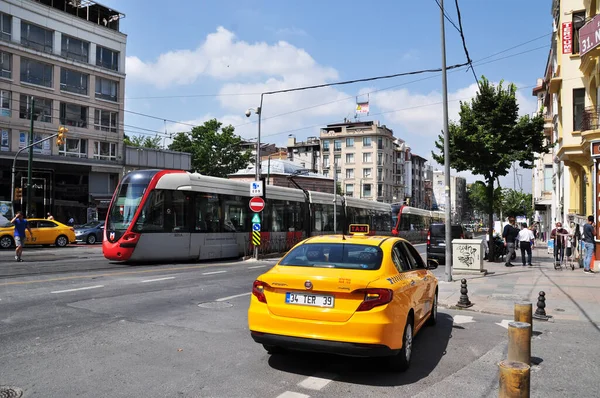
[57,126,68,146]
[14,187,22,201]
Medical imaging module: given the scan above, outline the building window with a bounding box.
[323,154,329,168]
[1,129,9,151]
[95,77,118,102]
[378,183,383,197]
[363,152,372,163]
[323,140,330,150]
[323,169,329,178]
[21,22,53,54]
[345,153,354,163]
[60,102,88,128]
[61,35,89,63]
[363,137,372,146]
[334,139,342,151]
[336,170,342,181]
[0,13,11,41]
[93,141,117,160]
[94,109,118,133]
[0,90,10,117]
[0,51,11,79]
[96,46,119,71]
[363,183,372,197]
[377,152,383,166]
[59,138,88,158]
[377,167,383,181]
[20,58,53,88]
[378,136,383,150]
[346,184,354,197]
[334,154,341,166]
[19,95,52,123]
[346,168,354,179]
[573,11,586,54]
[544,165,553,192]
[346,137,354,147]
[573,88,585,131]
[363,168,372,178]
[60,68,89,95]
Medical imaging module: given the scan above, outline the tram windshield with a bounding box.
[107,170,158,231]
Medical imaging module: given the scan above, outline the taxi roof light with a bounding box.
[355,288,393,311]
[348,224,370,236]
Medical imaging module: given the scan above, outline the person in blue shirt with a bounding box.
[10,211,33,262]
[582,215,596,274]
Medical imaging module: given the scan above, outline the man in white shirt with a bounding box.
[517,223,535,266]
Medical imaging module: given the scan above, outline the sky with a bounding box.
[101,0,551,193]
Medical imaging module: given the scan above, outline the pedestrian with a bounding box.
[502,217,519,267]
[582,215,596,274]
[46,212,54,220]
[550,222,570,265]
[518,223,535,266]
[10,211,33,262]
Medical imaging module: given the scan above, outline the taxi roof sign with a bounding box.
[348,224,369,235]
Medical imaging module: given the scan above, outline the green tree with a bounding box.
[501,189,533,221]
[124,134,162,149]
[168,118,253,177]
[432,77,549,261]
[467,181,502,220]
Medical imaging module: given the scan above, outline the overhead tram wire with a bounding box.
[434,0,461,33]
[453,0,480,89]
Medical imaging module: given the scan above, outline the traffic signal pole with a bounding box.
[26,98,34,217]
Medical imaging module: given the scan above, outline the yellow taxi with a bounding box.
[248,224,439,371]
[0,218,77,249]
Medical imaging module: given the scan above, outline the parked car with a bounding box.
[74,221,105,244]
[426,223,465,266]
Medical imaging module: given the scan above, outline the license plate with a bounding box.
[285,292,334,308]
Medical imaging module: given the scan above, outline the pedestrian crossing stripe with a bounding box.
[252,231,261,246]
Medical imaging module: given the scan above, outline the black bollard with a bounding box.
[456,278,473,308]
[532,291,551,320]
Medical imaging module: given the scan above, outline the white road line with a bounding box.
[216,292,251,302]
[141,277,176,283]
[297,373,336,390]
[51,285,104,294]
[276,392,310,398]
[202,270,227,275]
[248,265,267,269]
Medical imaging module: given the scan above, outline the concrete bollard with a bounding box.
[507,321,531,365]
[514,302,533,339]
[498,360,530,398]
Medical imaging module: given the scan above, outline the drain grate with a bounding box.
[0,386,24,398]
[198,301,233,309]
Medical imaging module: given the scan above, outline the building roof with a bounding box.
[230,159,331,179]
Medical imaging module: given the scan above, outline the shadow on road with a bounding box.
[267,313,453,387]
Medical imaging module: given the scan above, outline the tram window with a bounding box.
[135,190,166,232]
[195,193,221,233]
[284,201,302,231]
[170,191,190,233]
[269,199,285,232]
[312,204,323,232]
[222,195,248,232]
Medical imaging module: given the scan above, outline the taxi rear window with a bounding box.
[279,243,383,270]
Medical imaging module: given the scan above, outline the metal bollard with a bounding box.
[498,360,530,398]
[507,321,531,365]
[532,291,550,321]
[456,278,473,308]
[514,302,533,339]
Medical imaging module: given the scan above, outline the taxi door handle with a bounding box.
[423,276,429,281]
[410,280,416,286]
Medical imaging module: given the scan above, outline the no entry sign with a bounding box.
[249,197,265,213]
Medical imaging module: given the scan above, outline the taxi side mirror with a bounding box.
[427,259,439,269]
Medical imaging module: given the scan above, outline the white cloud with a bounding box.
[126,26,337,89]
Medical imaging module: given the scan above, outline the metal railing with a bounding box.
[581,106,600,131]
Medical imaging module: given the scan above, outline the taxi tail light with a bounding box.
[252,280,269,303]
[427,231,431,246]
[355,288,393,311]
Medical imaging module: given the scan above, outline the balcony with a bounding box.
[581,106,600,131]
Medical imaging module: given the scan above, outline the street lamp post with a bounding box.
[246,94,264,260]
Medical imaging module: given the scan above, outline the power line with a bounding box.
[453,0,480,88]
[434,0,461,33]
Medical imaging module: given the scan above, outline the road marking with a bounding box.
[141,276,176,283]
[496,319,512,329]
[216,292,251,302]
[297,373,336,390]
[276,392,310,398]
[51,285,104,294]
[202,270,227,275]
[248,265,267,269]
[453,315,475,324]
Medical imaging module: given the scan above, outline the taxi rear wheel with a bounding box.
[0,235,14,249]
[55,235,69,247]
[389,315,413,372]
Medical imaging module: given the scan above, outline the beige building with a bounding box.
[319,120,396,202]
[0,0,126,222]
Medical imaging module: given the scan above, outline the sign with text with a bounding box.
[563,22,573,54]
[250,180,263,197]
[349,224,369,234]
[580,14,600,56]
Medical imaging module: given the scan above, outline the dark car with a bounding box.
[426,223,465,265]
[74,221,105,244]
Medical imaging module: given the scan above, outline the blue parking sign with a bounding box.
[252,223,261,231]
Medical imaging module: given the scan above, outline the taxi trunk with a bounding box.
[255,267,384,323]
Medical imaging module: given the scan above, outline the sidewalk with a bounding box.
[437,242,600,324]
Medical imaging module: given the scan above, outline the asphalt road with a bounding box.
[0,241,597,397]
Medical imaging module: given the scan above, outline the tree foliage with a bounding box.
[467,181,502,216]
[501,189,533,221]
[124,134,162,149]
[168,118,253,177]
[432,76,550,260]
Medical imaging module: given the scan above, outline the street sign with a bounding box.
[252,230,261,246]
[252,213,261,223]
[252,223,261,231]
[250,180,263,197]
[249,197,265,212]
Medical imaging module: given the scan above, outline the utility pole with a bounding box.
[26,98,35,217]
[440,0,452,282]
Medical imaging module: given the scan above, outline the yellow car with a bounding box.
[248,224,438,371]
[0,218,77,249]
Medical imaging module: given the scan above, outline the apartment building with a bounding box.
[0,0,126,223]
[319,120,396,202]
[410,154,427,208]
[286,135,320,172]
[392,138,408,204]
[432,170,466,223]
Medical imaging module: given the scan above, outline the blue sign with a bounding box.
[0,204,8,215]
[252,223,261,231]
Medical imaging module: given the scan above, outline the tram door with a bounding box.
[163,190,192,258]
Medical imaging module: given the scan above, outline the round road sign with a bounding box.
[249,197,265,212]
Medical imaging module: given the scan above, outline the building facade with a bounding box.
[392,138,408,204]
[319,120,396,202]
[432,170,467,222]
[0,0,126,223]
[410,154,427,208]
[286,135,320,172]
